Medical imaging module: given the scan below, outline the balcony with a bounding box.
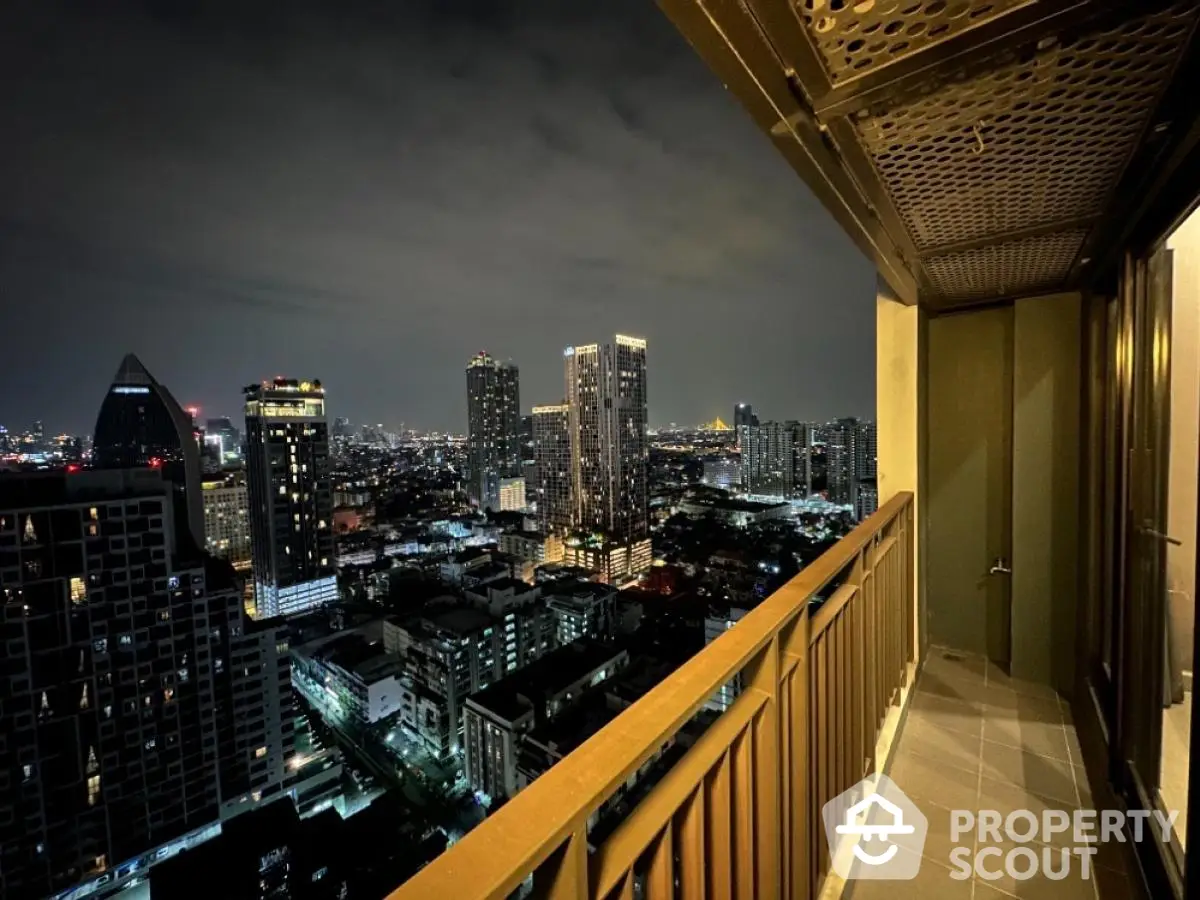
[393,495,920,898]
[391,1,1200,897]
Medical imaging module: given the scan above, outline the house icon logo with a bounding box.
[821,774,928,880]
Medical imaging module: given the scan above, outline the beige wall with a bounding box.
[1166,213,1200,682]
[1010,292,1082,693]
[877,279,923,656]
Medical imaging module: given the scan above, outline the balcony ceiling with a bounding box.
[659,0,1200,310]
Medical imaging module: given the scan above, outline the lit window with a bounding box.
[87,775,101,806]
[255,746,267,759]
[87,523,98,537]
[144,738,156,750]
[89,507,98,521]
[92,855,107,873]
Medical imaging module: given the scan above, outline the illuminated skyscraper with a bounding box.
[92,353,204,550]
[564,335,649,542]
[465,352,521,511]
[532,404,572,535]
[244,379,336,618]
[565,343,605,533]
[826,417,859,506]
[603,335,649,543]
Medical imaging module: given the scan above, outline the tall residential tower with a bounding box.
[558,335,651,579]
[244,379,336,618]
[532,404,572,536]
[465,352,521,512]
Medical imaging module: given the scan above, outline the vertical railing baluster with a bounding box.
[779,656,792,900]
[530,827,589,900]
[646,824,674,900]
[793,615,810,900]
[708,750,733,900]
[732,727,756,900]
[678,786,707,900]
[747,639,780,900]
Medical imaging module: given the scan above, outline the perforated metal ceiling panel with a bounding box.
[922,229,1088,301]
[800,0,1031,85]
[662,0,1200,309]
[851,4,1196,253]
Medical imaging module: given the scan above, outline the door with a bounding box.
[926,305,1014,669]
[1123,248,1174,811]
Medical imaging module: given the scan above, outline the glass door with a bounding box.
[1121,243,1182,890]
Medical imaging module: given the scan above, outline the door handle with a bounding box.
[989,557,1011,576]
[1140,523,1182,546]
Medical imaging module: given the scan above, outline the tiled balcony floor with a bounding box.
[848,647,1139,900]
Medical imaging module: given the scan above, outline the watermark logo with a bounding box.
[823,773,1179,882]
[948,808,1179,882]
[821,774,928,880]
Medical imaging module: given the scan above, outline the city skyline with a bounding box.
[0,342,873,440]
[0,0,875,436]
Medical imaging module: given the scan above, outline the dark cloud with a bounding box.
[0,0,874,433]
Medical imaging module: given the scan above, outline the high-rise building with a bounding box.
[203,417,242,462]
[792,422,816,498]
[0,468,295,900]
[855,420,878,483]
[740,421,796,498]
[465,352,521,512]
[826,418,859,506]
[702,455,741,490]
[92,353,204,551]
[603,335,650,545]
[498,476,526,513]
[739,421,815,499]
[565,344,605,533]
[201,470,251,569]
[564,336,649,542]
[532,404,572,537]
[734,403,757,431]
[244,378,336,618]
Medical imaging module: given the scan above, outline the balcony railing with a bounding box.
[389,492,915,900]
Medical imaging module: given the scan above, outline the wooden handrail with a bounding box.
[388,491,914,900]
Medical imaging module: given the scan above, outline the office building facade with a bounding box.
[465,352,521,512]
[244,379,336,618]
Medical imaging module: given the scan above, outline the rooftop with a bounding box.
[467,640,627,724]
[294,620,393,679]
[424,604,495,636]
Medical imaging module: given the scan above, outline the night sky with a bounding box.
[0,0,874,435]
